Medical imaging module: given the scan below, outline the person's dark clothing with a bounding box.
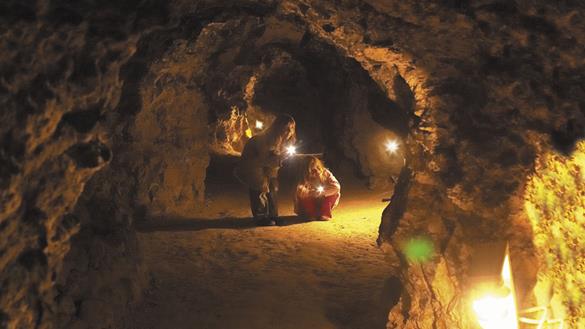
[248,178,279,225]
[235,133,292,225]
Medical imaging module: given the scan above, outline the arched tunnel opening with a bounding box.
[53,10,413,329]
[129,19,411,329]
[205,33,410,202]
[2,1,585,329]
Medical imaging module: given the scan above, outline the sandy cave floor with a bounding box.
[128,176,399,329]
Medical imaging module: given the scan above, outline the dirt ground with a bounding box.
[128,171,399,329]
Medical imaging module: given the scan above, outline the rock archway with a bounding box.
[51,6,416,328]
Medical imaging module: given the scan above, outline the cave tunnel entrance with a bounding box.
[58,14,413,329]
[137,32,411,329]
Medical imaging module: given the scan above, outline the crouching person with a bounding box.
[294,156,340,221]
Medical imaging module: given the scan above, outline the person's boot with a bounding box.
[257,217,276,226]
[275,217,287,226]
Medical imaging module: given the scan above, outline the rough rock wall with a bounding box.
[0,0,181,327]
[54,164,148,329]
[130,39,210,217]
[524,140,585,327]
[0,0,167,327]
[269,0,585,327]
[128,12,273,216]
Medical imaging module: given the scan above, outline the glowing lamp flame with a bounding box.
[473,295,517,329]
[472,254,519,329]
[385,140,399,154]
[317,185,324,194]
[286,145,297,156]
[255,120,264,129]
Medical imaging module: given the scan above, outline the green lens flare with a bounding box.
[404,237,434,263]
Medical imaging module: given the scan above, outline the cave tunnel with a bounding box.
[1,1,585,329]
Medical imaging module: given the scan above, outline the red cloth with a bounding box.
[294,168,341,218]
[296,194,340,218]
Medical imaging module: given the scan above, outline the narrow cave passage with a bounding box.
[33,8,416,328]
[128,37,408,328]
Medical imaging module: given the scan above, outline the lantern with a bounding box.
[468,241,519,329]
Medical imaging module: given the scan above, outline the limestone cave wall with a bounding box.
[0,0,169,327]
[125,30,211,217]
[319,1,585,327]
[524,140,585,328]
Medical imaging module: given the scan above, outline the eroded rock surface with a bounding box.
[0,1,166,327]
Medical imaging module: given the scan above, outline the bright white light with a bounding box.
[385,140,399,154]
[473,294,517,329]
[317,185,324,194]
[286,145,297,156]
[473,254,519,329]
[255,120,264,129]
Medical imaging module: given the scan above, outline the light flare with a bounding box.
[255,120,264,129]
[404,237,434,263]
[286,145,297,156]
[473,294,518,329]
[317,185,324,194]
[385,139,399,154]
[473,254,519,329]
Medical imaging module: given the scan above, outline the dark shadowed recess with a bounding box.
[252,35,410,155]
